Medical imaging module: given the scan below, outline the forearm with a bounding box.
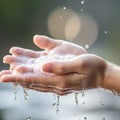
[101,62,120,94]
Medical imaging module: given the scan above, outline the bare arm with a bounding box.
[101,62,120,95]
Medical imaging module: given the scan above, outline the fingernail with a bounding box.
[42,63,53,73]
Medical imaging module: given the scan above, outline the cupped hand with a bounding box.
[0,35,87,95]
[42,54,107,89]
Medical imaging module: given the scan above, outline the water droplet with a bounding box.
[81,9,83,12]
[84,117,87,120]
[111,89,118,96]
[102,118,105,120]
[52,103,56,106]
[82,102,85,105]
[81,0,85,5]
[23,87,29,101]
[26,116,32,120]
[81,91,85,97]
[14,83,18,100]
[85,44,89,49]
[56,95,60,114]
[75,92,79,105]
[53,94,56,100]
[59,16,62,19]
[104,30,107,34]
[63,7,66,10]
[53,94,60,114]
[99,101,105,106]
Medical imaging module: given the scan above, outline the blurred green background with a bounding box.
[0,0,120,120]
[0,0,120,68]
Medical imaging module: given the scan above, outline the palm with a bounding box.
[0,35,87,95]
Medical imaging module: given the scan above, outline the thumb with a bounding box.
[33,35,59,50]
[42,59,79,74]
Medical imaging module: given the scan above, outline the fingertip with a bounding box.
[33,35,43,46]
[9,47,17,54]
[0,75,9,82]
[3,56,6,63]
[42,62,53,73]
[3,55,10,63]
[33,34,40,41]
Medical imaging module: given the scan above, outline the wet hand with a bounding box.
[0,35,87,95]
[42,54,107,90]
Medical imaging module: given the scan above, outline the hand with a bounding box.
[0,35,87,95]
[42,54,107,89]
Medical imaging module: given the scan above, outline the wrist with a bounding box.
[101,62,113,88]
[101,62,120,93]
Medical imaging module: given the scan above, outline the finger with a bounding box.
[10,62,20,70]
[42,58,82,74]
[15,65,33,73]
[0,70,12,80]
[33,35,61,50]
[0,71,54,85]
[3,55,24,64]
[1,73,30,83]
[20,83,72,96]
[9,47,40,58]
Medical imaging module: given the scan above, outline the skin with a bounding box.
[0,35,120,95]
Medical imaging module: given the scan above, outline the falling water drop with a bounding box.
[56,95,60,114]
[104,30,107,34]
[63,7,66,10]
[75,91,79,105]
[102,118,106,120]
[59,16,62,19]
[81,0,85,5]
[23,87,29,101]
[52,94,60,114]
[85,44,89,49]
[52,94,57,106]
[82,102,85,105]
[26,116,32,120]
[81,9,83,12]
[111,89,118,96]
[14,83,18,100]
[84,117,87,120]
